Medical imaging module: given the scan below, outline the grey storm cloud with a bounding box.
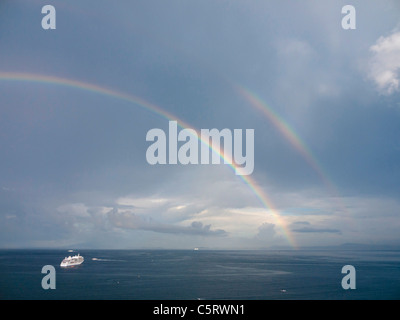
[290,221,341,234]
[292,227,342,234]
[107,208,227,237]
[255,222,276,241]
[1,1,400,249]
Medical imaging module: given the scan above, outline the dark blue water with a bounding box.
[0,249,399,300]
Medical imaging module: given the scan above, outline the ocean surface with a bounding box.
[0,249,399,300]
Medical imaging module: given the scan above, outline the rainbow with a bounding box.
[236,86,341,199]
[0,71,298,248]
[0,72,191,129]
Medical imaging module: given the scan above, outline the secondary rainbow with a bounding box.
[237,86,341,199]
[0,71,297,248]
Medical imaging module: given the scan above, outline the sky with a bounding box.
[0,0,400,249]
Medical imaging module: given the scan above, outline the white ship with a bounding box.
[60,253,84,267]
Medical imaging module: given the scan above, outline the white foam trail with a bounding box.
[91,258,125,262]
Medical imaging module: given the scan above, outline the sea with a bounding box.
[0,249,399,300]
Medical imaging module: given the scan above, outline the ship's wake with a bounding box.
[92,257,126,262]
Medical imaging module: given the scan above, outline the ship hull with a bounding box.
[60,260,84,267]
[60,254,84,267]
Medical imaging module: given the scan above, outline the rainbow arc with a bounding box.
[0,71,298,248]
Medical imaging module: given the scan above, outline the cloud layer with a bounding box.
[108,207,227,237]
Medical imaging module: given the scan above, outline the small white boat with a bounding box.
[60,253,84,267]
